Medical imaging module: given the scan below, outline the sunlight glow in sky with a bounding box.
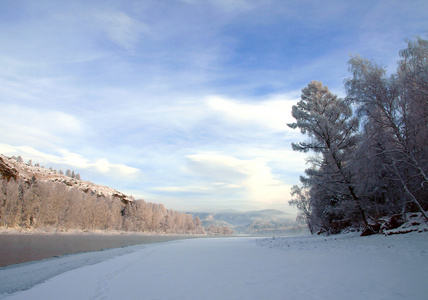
[0,0,427,214]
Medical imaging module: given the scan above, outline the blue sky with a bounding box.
[0,0,426,215]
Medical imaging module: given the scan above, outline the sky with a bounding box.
[0,0,427,215]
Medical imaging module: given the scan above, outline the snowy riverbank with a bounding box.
[2,232,427,299]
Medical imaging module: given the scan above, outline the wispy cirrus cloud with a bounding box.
[94,12,151,51]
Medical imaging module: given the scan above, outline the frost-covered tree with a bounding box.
[345,36,428,220]
[289,185,325,234]
[1,154,205,234]
[288,81,368,228]
[290,37,428,235]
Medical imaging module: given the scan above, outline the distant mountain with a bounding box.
[0,154,133,203]
[193,209,293,225]
[190,209,306,235]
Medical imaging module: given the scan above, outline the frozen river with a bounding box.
[0,233,193,267]
[1,233,428,299]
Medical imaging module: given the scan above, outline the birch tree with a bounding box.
[345,36,428,220]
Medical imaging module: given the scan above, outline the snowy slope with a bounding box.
[2,233,428,300]
[0,154,132,202]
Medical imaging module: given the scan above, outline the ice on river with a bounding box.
[2,232,427,300]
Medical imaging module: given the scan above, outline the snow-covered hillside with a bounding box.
[0,154,132,203]
[2,232,427,299]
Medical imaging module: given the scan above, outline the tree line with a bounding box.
[0,177,206,234]
[288,37,428,234]
[11,155,82,180]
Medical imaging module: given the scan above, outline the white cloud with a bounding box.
[0,104,83,148]
[206,93,300,132]
[6,105,81,134]
[152,185,211,193]
[149,152,297,209]
[57,149,90,169]
[233,148,307,175]
[93,158,139,176]
[0,144,139,178]
[184,153,292,208]
[0,144,58,162]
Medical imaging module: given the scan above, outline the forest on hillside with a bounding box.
[0,177,206,234]
[0,155,236,234]
[288,37,428,235]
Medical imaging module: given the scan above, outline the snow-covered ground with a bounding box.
[1,233,427,300]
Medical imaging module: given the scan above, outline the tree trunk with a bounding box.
[392,162,428,221]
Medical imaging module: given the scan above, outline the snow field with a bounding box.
[3,233,428,300]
